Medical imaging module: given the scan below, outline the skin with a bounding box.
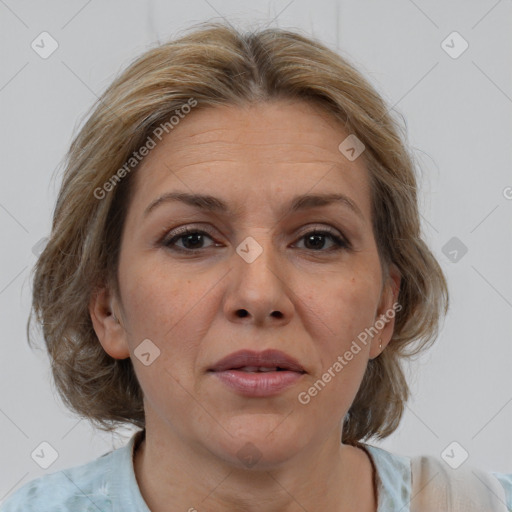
[90,99,401,512]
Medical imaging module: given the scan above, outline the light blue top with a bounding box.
[1,430,511,511]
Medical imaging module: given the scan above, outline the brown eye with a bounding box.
[164,229,217,251]
[161,226,349,254]
[294,229,348,252]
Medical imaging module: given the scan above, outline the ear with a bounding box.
[89,286,130,359]
[369,263,401,359]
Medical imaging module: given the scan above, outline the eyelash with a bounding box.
[161,225,350,254]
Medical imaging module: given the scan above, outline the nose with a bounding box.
[222,235,294,327]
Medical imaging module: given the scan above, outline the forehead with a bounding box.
[127,100,372,223]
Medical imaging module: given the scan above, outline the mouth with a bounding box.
[208,349,306,374]
[208,349,306,397]
[229,366,296,372]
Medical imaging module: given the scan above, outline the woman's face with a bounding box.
[94,99,400,467]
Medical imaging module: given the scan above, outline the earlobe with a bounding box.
[89,286,130,360]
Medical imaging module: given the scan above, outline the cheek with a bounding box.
[119,259,215,373]
[300,275,377,412]
[121,257,195,332]
[309,271,381,349]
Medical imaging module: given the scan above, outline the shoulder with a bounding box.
[410,453,511,511]
[0,445,118,512]
[363,443,512,512]
[362,444,412,511]
[490,472,512,511]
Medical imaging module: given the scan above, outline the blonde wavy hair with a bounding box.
[28,21,448,445]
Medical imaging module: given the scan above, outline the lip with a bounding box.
[209,349,305,373]
[208,349,306,397]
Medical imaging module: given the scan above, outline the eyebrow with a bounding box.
[143,191,364,221]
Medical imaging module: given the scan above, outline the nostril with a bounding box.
[236,309,249,318]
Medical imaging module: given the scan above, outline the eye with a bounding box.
[293,228,349,252]
[163,228,218,252]
[161,226,350,253]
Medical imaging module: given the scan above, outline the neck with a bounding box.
[132,427,376,512]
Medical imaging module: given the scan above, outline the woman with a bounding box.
[2,21,510,512]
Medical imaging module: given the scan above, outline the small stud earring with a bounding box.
[379,338,382,350]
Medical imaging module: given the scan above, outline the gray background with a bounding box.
[1,0,511,502]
